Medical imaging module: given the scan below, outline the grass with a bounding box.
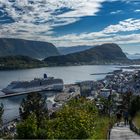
[133,112,140,128]
[91,116,115,139]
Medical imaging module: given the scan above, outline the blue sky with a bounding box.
[0,0,140,53]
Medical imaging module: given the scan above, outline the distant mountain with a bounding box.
[44,43,129,66]
[0,38,59,59]
[135,53,140,55]
[125,53,140,60]
[0,55,47,70]
[58,45,94,55]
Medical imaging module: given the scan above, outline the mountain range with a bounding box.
[0,38,59,59]
[44,43,129,66]
[0,38,139,68]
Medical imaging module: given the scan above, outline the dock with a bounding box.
[0,84,78,99]
[0,87,56,99]
[90,72,112,75]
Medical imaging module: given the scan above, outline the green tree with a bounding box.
[100,97,113,115]
[17,97,114,139]
[0,103,4,137]
[129,96,140,118]
[19,92,48,127]
[0,103,4,127]
[122,92,132,110]
[16,113,38,139]
[46,98,98,139]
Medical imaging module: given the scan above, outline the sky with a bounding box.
[0,0,140,53]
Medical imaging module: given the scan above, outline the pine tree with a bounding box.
[17,113,38,139]
[19,92,48,127]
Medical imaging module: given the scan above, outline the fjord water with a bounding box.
[0,65,119,123]
[0,65,119,89]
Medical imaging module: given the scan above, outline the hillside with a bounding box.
[0,55,47,70]
[58,45,94,55]
[44,43,129,66]
[0,38,59,59]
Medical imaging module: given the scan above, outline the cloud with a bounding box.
[0,0,140,48]
[0,0,105,26]
[0,0,106,40]
[49,33,140,47]
[110,10,122,15]
[57,0,105,18]
[48,18,140,47]
[0,17,140,47]
[134,9,140,12]
[103,18,140,33]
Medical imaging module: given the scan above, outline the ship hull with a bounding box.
[2,82,63,95]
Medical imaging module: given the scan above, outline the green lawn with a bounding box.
[133,112,140,128]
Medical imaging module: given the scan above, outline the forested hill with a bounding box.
[0,55,47,70]
[0,38,59,59]
[44,43,129,66]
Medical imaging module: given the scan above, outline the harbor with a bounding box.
[0,65,140,136]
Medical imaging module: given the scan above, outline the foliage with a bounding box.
[99,97,113,115]
[91,116,115,139]
[47,98,98,139]
[0,103,4,137]
[19,92,48,127]
[133,112,140,129]
[16,113,38,139]
[0,55,47,70]
[17,97,115,139]
[129,96,140,118]
[66,97,98,114]
[44,43,128,66]
[0,103,4,127]
[122,92,132,110]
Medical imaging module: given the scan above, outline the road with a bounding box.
[110,122,140,140]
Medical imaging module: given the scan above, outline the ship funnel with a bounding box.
[44,73,47,79]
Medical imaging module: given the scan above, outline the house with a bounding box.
[99,88,112,98]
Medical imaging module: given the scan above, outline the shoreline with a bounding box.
[0,62,140,71]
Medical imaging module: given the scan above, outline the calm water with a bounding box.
[0,65,119,89]
[0,65,119,123]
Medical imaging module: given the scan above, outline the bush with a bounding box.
[16,113,38,139]
[16,97,115,139]
[129,96,140,118]
[133,112,140,129]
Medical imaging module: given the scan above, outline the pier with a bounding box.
[0,87,55,99]
[0,91,33,99]
[90,72,113,75]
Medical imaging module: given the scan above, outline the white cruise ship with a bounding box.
[2,74,64,94]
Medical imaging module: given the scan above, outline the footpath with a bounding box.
[110,122,140,140]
